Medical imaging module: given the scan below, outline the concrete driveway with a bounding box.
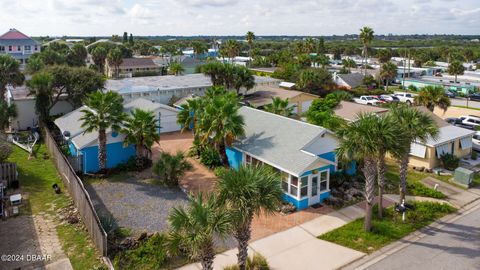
[152,132,217,194]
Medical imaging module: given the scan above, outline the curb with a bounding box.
[340,196,480,270]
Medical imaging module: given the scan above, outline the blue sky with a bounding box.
[0,0,479,36]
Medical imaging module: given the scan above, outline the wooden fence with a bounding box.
[0,163,17,187]
[44,128,108,256]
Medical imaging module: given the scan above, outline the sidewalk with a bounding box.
[178,203,374,270]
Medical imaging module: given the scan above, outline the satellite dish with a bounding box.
[63,131,71,138]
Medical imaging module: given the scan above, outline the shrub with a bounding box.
[214,167,229,177]
[153,151,193,186]
[0,135,12,162]
[113,157,138,172]
[223,253,270,270]
[113,233,170,270]
[407,182,446,199]
[200,146,222,169]
[472,151,478,160]
[440,153,459,171]
[407,85,418,92]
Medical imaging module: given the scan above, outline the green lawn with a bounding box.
[319,202,456,253]
[7,144,105,270]
[384,161,450,197]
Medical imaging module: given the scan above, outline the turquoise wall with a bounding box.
[283,194,309,209]
[69,142,78,157]
[81,142,136,173]
[226,147,243,170]
[319,151,336,163]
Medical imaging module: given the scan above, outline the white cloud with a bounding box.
[0,0,477,36]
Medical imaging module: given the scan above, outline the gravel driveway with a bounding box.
[86,178,189,233]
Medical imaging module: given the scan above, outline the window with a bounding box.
[0,46,4,51]
[17,46,21,51]
[245,154,252,165]
[25,45,31,51]
[320,171,328,191]
[300,176,308,197]
[281,173,289,193]
[34,45,38,51]
[8,46,12,51]
[311,175,319,196]
[290,176,298,197]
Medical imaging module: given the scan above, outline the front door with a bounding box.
[308,174,320,205]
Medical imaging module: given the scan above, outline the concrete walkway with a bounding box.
[178,204,367,270]
[422,177,480,208]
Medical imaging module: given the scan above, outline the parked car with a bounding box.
[446,117,475,130]
[459,115,480,128]
[392,92,416,104]
[378,95,399,103]
[473,132,480,152]
[353,96,381,106]
[445,90,456,98]
[468,93,480,102]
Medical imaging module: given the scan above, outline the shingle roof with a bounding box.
[116,58,159,69]
[334,101,389,121]
[0,29,39,46]
[233,106,336,176]
[337,73,364,88]
[243,86,314,107]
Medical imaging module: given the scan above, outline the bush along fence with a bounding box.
[44,128,108,256]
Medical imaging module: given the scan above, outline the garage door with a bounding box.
[160,114,181,133]
[301,100,313,113]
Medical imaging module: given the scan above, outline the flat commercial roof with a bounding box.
[106,73,280,94]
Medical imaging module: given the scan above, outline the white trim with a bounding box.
[235,146,300,176]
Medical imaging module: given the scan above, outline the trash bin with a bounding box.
[453,167,474,187]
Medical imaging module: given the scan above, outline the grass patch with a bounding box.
[8,144,104,269]
[113,233,190,270]
[407,182,446,199]
[473,174,480,187]
[384,161,450,197]
[452,105,480,111]
[319,202,456,253]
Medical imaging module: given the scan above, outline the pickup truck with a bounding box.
[392,92,416,104]
[353,96,381,106]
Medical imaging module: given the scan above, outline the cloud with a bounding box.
[0,0,478,36]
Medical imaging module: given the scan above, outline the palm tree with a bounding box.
[122,109,160,168]
[389,105,439,203]
[91,46,108,73]
[217,165,283,270]
[27,72,53,123]
[264,97,296,117]
[200,62,225,86]
[223,40,240,63]
[373,114,408,218]
[359,26,374,76]
[107,47,123,78]
[80,91,125,173]
[414,86,451,112]
[0,100,16,130]
[245,31,255,60]
[305,37,316,53]
[447,60,465,83]
[168,194,230,270]
[342,58,356,73]
[169,62,185,76]
[153,151,193,186]
[233,66,255,95]
[336,113,381,231]
[199,89,245,165]
[379,61,398,91]
[0,55,24,99]
[192,41,208,61]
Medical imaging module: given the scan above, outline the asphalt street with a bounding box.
[365,202,480,270]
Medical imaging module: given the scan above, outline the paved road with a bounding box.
[450,98,480,110]
[365,203,480,270]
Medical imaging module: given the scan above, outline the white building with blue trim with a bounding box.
[226,107,353,210]
[54,98,181,174]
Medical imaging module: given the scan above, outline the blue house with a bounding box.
[54,98,181,174]
[226,107,348,210]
